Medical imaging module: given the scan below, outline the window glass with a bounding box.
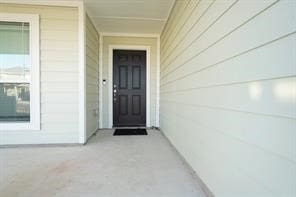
[0,21,30,122]
[0,83,30,121]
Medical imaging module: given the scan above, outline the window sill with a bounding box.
[0,122,40,131]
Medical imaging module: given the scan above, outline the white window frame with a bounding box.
[0,13,40,130]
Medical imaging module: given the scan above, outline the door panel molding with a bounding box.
[132,95,141,115]
[132,66,141,89]
[108,45,151,128]
[119,66,128,89]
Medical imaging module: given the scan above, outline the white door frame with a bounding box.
[108,45,151,128]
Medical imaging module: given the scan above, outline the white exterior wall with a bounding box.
[0,4,80,144]
[85,14,99,139]
[160,0,296,196]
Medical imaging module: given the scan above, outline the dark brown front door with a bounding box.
[113,50,146,127]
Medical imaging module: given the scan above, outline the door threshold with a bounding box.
[113,126,148,129]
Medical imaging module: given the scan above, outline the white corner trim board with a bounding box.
[78,2,86,143]
[108,45,151,128]
[156,35,160,127]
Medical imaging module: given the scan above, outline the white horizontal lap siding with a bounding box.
[0,4,79,144]
[85,14,99,139]
[160,0,296,196]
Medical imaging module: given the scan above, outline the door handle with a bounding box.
[113,88,117,103]
[113,84,117,103]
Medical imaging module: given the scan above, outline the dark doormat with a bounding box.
[113,129,147,136]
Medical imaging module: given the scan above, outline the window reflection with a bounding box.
[0,22,30,82]
[0,54,30,81]
[0,83,30,122]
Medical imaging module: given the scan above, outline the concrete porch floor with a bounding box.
[0,130,207,197]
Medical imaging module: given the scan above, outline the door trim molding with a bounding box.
[108,45,151,128]
[101,32,159,38]
[99,34,103,129]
